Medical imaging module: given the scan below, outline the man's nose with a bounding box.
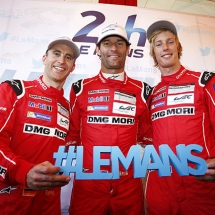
[58,55,66,63]
[110,43,117,50]
[162,42,169,50]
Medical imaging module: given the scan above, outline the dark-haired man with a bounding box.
[66,23,152,215]
[0,36,80,215]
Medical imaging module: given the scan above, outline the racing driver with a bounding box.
[66,23,153,215]
[0,37,80,215]
[145,20,215,215]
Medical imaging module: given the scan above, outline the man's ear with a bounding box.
[42,54,47,64]
[96,46,100,55]
[126,46,130,56]
[70,64,76,73]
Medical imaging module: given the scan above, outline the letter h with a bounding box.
[125,15,146,47]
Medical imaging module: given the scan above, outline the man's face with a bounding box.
[153,30,180,70]
[96,36,129,74]
[42,43,76,89]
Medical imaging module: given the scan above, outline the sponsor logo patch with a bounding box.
[168,84,195,94]
[11,80,21,89]
[27,111,51,121]
[99,73,106,83]
[73,81,81,88]
[153,86,166,95]
[152,93,166,103]
[88,96,110,103]
[200,71,215,86]
[0,107,7,111]
[29,94,52,102]
[37,79,47,90]
[87,106,108,111]
[167,93,194,105]
[0,165,7,179]
[112,102,136,116]
[57,113,69,130]
[23,123,66,140]
[88,89,109,94]
[176,68,186,79]
[28,101,52,111]
[0,186,17,194]
[145,84,152,97]
[114,90,136,104]
[57,103,69,118]
[151,101,165,109]
[151,107,195,121]
[87,116,135,125]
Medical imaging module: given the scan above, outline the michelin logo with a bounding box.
[27,111,51,121]
[87,106,108,111]
[151,101,165,110]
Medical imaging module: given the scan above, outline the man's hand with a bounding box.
[26,161,70,190]
[195,158,215,182]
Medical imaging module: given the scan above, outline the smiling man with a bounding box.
[145,20,215,215]
[66,23,153,215]
[0,37,79,215]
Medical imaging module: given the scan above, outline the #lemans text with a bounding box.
[54,144,207,179]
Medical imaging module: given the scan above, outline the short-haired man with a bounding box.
[146,20,215,215]
[0,37,80,215]
[66,23,152,215]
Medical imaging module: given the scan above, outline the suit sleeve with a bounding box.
[65,80,83,147]
[137,82,153,146]
[0,81,34,186]
[137,106,153,146]
[204,75,215,157]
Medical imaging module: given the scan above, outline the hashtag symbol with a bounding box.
[11,36,16,41]
[53,146,78,176]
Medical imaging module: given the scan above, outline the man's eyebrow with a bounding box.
[102,39,110,42]
[114,38,126,42]
[51,49,74,57]
[155,37,175,42]
[66,53,74,58]
[103,38,125,42]
[51,49,60,52]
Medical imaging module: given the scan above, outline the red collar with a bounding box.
[161,66,186,83]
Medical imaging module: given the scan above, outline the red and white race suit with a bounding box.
[0,76,70,215]
[66,71,153,215]
[146,66,215,215]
